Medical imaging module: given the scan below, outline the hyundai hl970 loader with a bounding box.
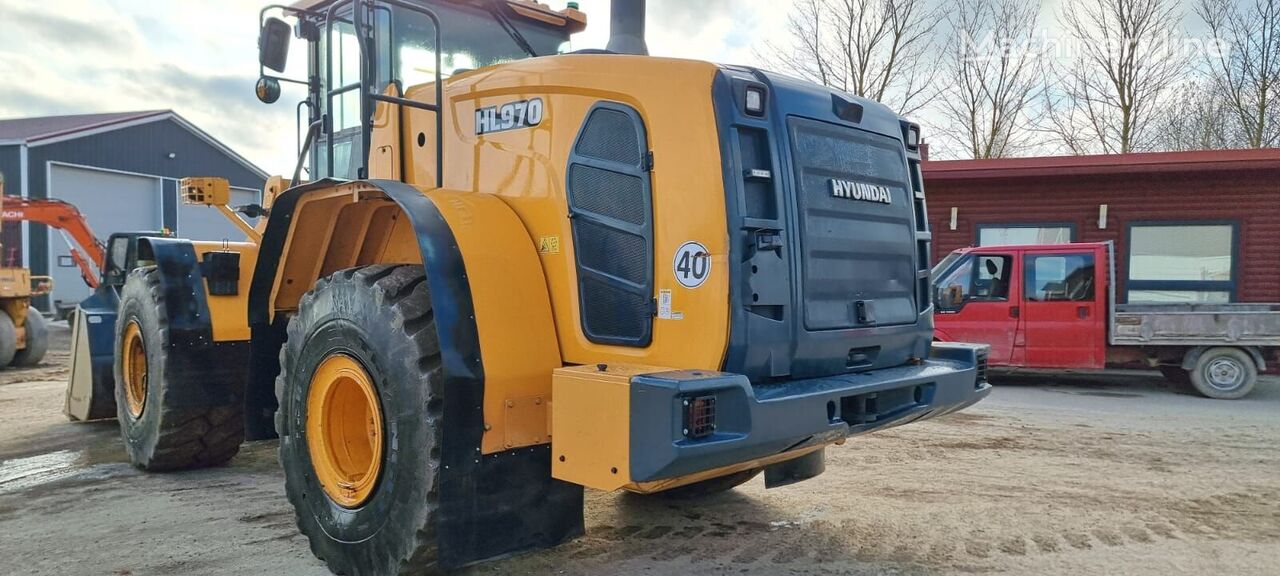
[103,0,990,573]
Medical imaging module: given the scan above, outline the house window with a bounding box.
[1127,223,1235,303]
[977,224,1075,246]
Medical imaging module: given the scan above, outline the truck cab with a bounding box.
[933,242,1107,369]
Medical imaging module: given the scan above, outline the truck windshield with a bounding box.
[931,251,962,282]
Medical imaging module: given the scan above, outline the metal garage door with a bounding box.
[47,164,161,308]
[177,187,261,241]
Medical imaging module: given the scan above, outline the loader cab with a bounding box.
[258,0,583,181]
[100,232,167,289]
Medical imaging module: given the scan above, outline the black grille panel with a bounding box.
[580,276,652,342]
[574,220,647,283]
[570,165,646,225]
[576,108,642,165]
[568,102,654,347]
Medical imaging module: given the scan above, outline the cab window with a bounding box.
[935,254,1012,310]
[103,236,131,286]
[1025,254,1095,302]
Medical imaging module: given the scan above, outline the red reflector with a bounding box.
[683,395,716,439]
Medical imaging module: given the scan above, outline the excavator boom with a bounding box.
[0,196,105,289]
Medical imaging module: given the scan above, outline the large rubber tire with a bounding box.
[11,306,48,366]
[278,265,442,576]
[1189,347,1258,400]
[0,311,17,367]
[646,468,762,500]
[114,267,244,470]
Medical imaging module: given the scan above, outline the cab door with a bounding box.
[1020,248,1105,368]
[933,251,1020,364]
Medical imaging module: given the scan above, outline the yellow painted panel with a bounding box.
[192,241,257,342]
[549,364,655,491]
[423,189,563,454]
[396,55,731,373]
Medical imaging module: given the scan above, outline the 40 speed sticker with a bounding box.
[673,241,711,288]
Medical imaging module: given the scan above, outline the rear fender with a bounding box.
[133,237,249,408]
[248,179,578,570]
[1181,345,1267,372]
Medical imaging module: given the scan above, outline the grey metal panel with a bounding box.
[0,145,20,189]
[178,188,262,241]
[24,118,266,309]
[1111,303,1280,346]
[0,145,23,266]
[47,164,161,308]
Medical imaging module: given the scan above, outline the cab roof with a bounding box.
[956,242,1110,255]
[287,0,587,33]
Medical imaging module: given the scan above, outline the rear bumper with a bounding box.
[629,342,990,482]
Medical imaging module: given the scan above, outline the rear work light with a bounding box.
[682,395,717,439]
[745,86,766,117]
[903,123,921,150]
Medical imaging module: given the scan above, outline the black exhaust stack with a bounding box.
[606,0,648,56]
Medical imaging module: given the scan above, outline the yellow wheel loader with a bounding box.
[0,173,51,369]
[109,0,990,572]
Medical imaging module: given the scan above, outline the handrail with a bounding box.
[292,119,324,187]
[321,0,443,187]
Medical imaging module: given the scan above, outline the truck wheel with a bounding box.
[0,311,17,367]
[647,468,762,499]
[114,267,244,470]
[11,307,48,366]
[1189,347,1257,400]
[277,265,442,576]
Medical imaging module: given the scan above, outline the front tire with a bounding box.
[278,265,442,576]
[12,306,48,366]
[1189,347,1257,400]
[114,267,244,470]
[0,311,18,367]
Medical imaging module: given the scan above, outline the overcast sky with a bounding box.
[1,0,1210,173]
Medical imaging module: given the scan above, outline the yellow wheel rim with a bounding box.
[306,354,384,508]
[122,321,148,418]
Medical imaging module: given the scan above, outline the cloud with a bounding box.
[0,1,794,175]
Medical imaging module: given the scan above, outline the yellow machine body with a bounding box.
[263,57,738,473]
[104,1,989,571]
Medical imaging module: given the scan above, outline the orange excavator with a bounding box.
[0,196,105,289]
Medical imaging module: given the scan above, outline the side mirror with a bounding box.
[259,17,291,73]
[945,285,965,307]
[256,76,281,104]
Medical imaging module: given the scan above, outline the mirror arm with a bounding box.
[263,74,310,87]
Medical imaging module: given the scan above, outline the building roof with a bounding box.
[0,110,267,179]
[923,148,1280,181]
[0,111,169,145]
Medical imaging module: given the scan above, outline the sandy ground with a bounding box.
[1,323,1278,575]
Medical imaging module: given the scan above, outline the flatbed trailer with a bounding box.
[933,241,1279,398]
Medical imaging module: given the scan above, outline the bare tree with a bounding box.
[1048,0,1189,154]
[936,0,1043,158]
[1150,82,1236,150]
[764,0,943,115]
[1197,0,1280,148]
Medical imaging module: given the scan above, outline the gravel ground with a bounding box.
[1,323,1277,575]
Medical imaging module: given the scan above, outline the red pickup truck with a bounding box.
[932,242,1280,399]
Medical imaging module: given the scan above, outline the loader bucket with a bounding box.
[64,291,119,421]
